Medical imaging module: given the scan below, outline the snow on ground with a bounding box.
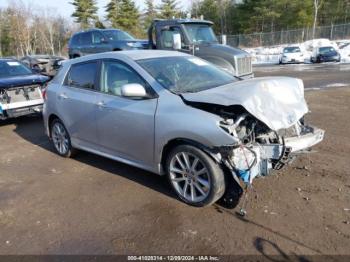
[244,38,350,65]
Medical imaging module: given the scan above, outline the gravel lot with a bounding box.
[0,64,349,256]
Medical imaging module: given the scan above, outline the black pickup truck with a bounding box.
[147,19,253,79]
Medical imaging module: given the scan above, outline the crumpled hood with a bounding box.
[182,77,309,131]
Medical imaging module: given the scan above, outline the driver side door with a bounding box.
[95,59,158,168]
[158,26,191,54]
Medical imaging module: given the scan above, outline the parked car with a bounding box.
[43,50,324,208]
[0,59,49,120]
[279,45,305,64]
[311,46,341,63]
[68,29,149,58]
[20,55,65,78]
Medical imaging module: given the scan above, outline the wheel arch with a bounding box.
[160,138,220,174]
[48,114,61,138]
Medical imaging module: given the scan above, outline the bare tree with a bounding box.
[312,0,323,39]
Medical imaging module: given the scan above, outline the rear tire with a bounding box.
[50,119,76,158]
[165,144,225,207]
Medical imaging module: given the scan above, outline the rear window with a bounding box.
[67,62,97,89]
[0,60,33,78]
[283,47,301,53]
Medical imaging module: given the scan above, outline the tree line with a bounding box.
[1,0,350,57]
[193,0,350,35]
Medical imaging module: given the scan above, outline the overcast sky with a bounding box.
[0,0,191,19]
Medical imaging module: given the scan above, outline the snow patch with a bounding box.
[244,38,350,65]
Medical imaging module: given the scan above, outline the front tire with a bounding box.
[165,145,225,207]
[50,119,76,158]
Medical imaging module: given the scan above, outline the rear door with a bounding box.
[95,59,158,167]
[80,32,94,55]
[56,60,100,148]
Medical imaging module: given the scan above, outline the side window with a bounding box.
[67,62,97,89]
[71,34,80,45]
[100,60,147,97]
[160,27,184,49]
[80,32,92,45]
[92,31,105,44]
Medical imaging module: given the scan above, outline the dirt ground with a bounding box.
[0,87,349,257]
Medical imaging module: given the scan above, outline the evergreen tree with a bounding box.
[105,0,140,33]
[95,19,106,29]
[158,0,180,19]
[70,0,98,29]
[143,0,157,30]
[191,0,221,33]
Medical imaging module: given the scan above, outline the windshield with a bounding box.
[319,46,336,54]
[137,56,236,94]
[284,47,301,53]
[184,24,218,44]
[103,30,135,41]
[0,60,33,78]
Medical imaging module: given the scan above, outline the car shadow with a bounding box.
[10,115,177,201]
[253,237,312,262]
[213,205,324,257]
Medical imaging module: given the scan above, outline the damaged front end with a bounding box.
[0,85,45,120]
[181,77,325,208]
[204,106,324,208]
[215,109,324,181]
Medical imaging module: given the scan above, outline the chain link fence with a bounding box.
[226,23,350,48]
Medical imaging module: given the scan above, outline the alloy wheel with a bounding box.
[52,122,69,155]
[169,152,211,203]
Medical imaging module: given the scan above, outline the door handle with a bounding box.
[58,93,68,99]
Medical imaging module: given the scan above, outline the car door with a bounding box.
[92,31,111,53]
[158,26,191,54]
[80,32,94,55]
[95,59,158,167]
[56,60,99,148]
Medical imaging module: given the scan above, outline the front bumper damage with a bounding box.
[223,125,324,185]
[0,86,44,120]
[215,125,324,208]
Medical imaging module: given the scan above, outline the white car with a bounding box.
[280,46,305,64]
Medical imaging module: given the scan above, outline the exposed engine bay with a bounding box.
[0,86,44,119]
[192,103,324,182]
[184,101,324,208]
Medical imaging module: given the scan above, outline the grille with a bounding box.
[3,86,42,104]
[235,56,252,76]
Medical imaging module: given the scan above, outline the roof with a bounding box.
[65,50,189,65]
[74,28,125,34]
[153,18,213,25]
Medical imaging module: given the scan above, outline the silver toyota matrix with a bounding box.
[43,50,324,208]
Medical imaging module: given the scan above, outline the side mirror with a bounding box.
[172,33,182,50]
[121,83,147,98]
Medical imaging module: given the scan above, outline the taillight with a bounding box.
[41,84,48,100]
